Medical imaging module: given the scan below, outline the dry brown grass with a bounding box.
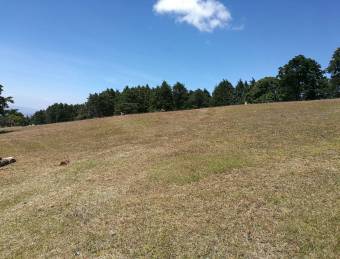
[0,100,339,258]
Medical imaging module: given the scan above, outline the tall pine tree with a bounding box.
[212,80,234,106]
[234,80,248,104]
[173,82,189,110]
[151,81,174,111]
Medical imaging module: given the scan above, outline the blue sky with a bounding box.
[1,0,339,111]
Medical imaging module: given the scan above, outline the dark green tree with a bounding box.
[187,89,211,109]
[133,85,152,113]
[278,55,328,101]
[115,86,138,114]
[150,81,174,111]
[45,103,77,123]
[172,82,189,110]
[98,88,116,116]
[245,79,256,103]
[0,109,28,127]
[0,84,13,116]
[202,89,212,107]
[86,88,116,117]
[234,80,249,104]
[248,77,282,103]
[86,93,100,118]
[31,110,47,125]
[73,104,88,120]
[115,85,151,114]
[212,80,234,106]
[327,48,340,98]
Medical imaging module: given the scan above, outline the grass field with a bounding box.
[0,100,339,258]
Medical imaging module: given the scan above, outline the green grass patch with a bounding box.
[149,152,252,185]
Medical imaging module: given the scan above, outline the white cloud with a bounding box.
[153,0,232,32]
[231,24,245,31]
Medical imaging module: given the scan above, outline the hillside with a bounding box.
[0,100,339,258]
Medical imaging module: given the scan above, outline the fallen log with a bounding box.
[0,157,16,167]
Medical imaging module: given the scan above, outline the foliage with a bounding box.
[151,81,174,111]
[73,104,88,120]
[115,86,152,114]
[45,103,77,124]
[187,89,211,109]
[0,109,28,127]
[212,79,234,106]
[278,55,328,101]
[327,48,340,97]
[0,84,13,116]
[234,80,249,104]
[31,110,47,125]
[173,82,189,110]
[4,48,340,127]
[86,88,116,118]
[248,77,282,103]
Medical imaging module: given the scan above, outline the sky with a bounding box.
[0,0,339,112]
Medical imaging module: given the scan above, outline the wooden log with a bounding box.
[0,157,16,167]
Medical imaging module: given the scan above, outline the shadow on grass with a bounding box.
[0,129,15,135]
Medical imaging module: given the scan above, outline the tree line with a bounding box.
[1,48,339,127]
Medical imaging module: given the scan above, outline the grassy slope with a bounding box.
[0,100,339,258]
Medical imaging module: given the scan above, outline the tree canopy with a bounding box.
[173,82,189,110]
[0,109,28,127]
[151,81,174,111]
[278,55,328,101]
[114,86,152,114]
[212,80,234,106]
[187,89,211,109]
[248,77,281,103]
[86,88,116,118]
[234,80,249,104]
[327,48,340,97]
[3,47,340,127]
[0,84,13,116]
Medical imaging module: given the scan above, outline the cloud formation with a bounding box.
[153,0,232,32]
[231,24,245,31]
